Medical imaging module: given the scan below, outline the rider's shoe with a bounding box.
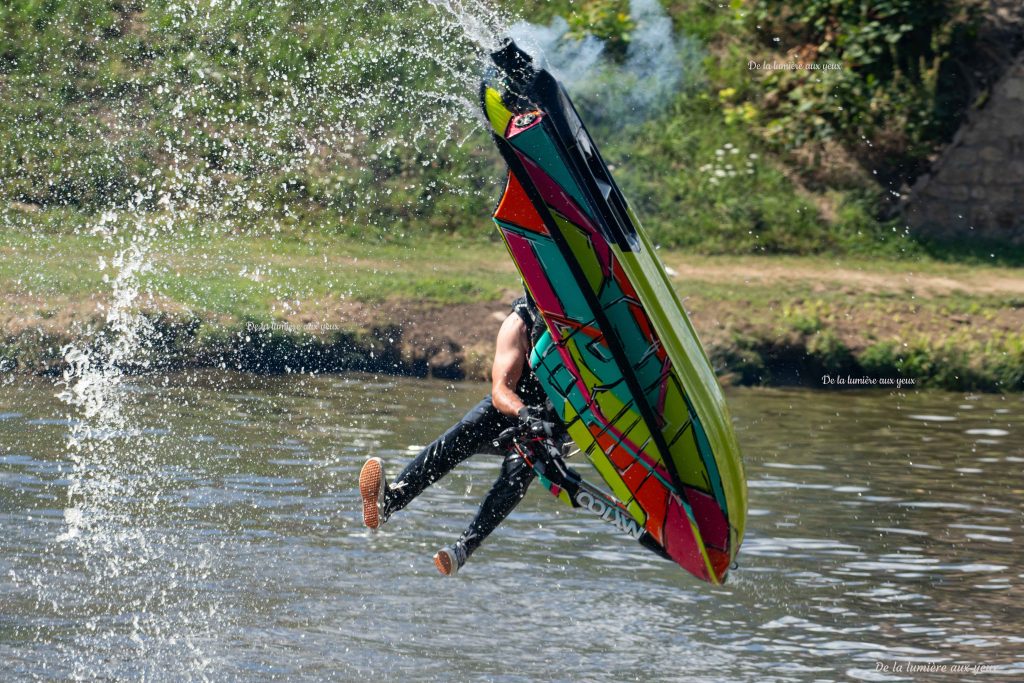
[433,541,468,577]
[359,457,389,530]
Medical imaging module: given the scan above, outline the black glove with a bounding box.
[518,405,556,438]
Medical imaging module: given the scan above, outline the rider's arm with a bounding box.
[491,313,530,418]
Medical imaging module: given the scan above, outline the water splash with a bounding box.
[15,3,523,677]
[111,0,514,236]
[60,227,153,434]
[56,224,151,552]
[424,0,509,52]
[43,212,224,679]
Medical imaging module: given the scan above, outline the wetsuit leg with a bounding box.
[458,450,537,557]
[383,396,513,517]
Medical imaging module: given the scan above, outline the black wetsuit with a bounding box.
[382,296,553,558]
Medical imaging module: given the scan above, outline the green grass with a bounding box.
[3,213,1021,389]
[2,1,1020,388]
[0,218,520,319]
[4,0,1018,260]
[4,211,1021,317]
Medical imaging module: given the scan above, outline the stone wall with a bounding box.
[904,55,1024,245]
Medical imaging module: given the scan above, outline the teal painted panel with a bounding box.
[692,412,726,512]
[508,124,593,220]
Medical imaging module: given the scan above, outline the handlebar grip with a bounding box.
[493,425,519,450]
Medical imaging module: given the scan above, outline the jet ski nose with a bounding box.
[490,38,536,94]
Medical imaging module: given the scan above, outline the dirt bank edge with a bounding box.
[3,296,1022,392]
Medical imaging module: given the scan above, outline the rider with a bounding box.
[358,294,561,576]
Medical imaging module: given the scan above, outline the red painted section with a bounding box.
[515,153,607,269]
[502,230,564,319]
[706,548,730,582]
[685,487,729,552]
[600,431,635,471]
[664,498,711,582]
[622,461,669,545]
[495,172,548,235]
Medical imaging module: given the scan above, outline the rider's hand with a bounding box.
[518,405,556,438]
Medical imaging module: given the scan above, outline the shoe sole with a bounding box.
[359,458,383,530]
[434,550,455,576]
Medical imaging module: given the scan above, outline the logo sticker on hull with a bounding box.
[575,491,644,540]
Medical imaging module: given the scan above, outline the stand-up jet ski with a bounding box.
[483,40,747,584]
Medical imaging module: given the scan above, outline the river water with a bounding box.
[1,372,1021,681]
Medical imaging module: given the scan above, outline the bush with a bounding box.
[746,0,983,181]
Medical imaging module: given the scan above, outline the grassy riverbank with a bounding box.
[3,223,1022,391]
[4,0,1014,261]
[2,1,1021,391]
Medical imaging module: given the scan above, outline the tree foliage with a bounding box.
[747,0,983,182]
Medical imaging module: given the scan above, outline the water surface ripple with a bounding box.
[1,373,1022,681]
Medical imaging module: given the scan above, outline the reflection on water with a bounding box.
[1,372,1022,681]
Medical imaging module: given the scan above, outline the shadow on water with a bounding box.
[1,371,1022,681]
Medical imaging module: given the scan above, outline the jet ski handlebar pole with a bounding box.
[493,425,520,451]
